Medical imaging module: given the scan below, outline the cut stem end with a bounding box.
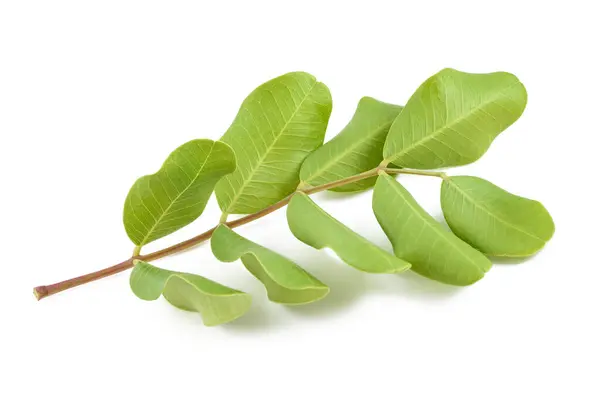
[33,286,47,301]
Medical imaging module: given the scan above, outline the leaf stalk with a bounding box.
[384,168,447,179]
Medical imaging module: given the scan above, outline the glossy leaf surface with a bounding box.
[287,193,411,273]
[383,68,527,169]
[441,176,554,257]
[216,72,332,214]
[130,261,251,326]
[373,173,491,285]
[300,96,402,192]
[211,225,329,304]
[123,139,235,246]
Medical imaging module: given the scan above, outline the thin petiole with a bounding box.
[384,168,447,179]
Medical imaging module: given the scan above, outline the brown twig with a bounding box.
[34,167,404,300]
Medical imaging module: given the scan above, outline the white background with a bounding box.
[2,1,598,399]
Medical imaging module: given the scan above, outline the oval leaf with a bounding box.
[123,139,236,246]
[299,96,402,192]
[216,72,332,214]
[372,173,491,285]
[383,68,527,169]
[441,176,555,257]
[130,261,251,326]
[211,224,329,304]
[287,192,411,273]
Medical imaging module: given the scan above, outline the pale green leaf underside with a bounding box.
[300,96,402,192]
[383,68,527,169]
[123,139,236,246]
[216,72,332,214]
[211,225,329,304]
[441,176,554,257]
[129,261,251,326]
[373,173,491,285]
[287,193,411,273]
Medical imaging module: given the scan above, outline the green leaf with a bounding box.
[287,192,411,273]
[129,261,251,326]
[216,72,332,214]
[211,224,329,304]
[372,173,491,285]
[123,139,236,246]
[441,176,554,257]
[383,68,527,169]
[299,96,402,192]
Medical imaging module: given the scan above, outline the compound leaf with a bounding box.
[287,192,411,273]
[211,224,329,304]
[383,68,527,169]
[299,96,402,192]
[441,176,555,257]
[130,261,251,326]
[123,139,236,246]
[216,72,332,214]
[373,173,491,285]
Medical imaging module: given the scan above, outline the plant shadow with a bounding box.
[392,271,462,300]
[222,237,470,330]
[221,298,284,332]
[284,250,461,320]
[222,250,371,329]
[285,253,369,319]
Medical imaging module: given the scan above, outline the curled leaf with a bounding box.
[300,96,402,192]
[441,175,555,257]
[287,192,411,273]
[383,68,527,169]
[216,72,332,214]
[373,173,491,286]
[123,139,236,246]
[130,261,251,326]
[211,225,329,304]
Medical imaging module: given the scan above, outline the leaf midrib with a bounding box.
[139,142,216,246]
[388,81,521,163]
[302,120,390,183]
[244,252,322,291]
[294,194,409,272]
[133,263,244,298]
[219,226,321,290]
[225,81,319,213]
[386,176,486,272]
[445,179,545,242]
